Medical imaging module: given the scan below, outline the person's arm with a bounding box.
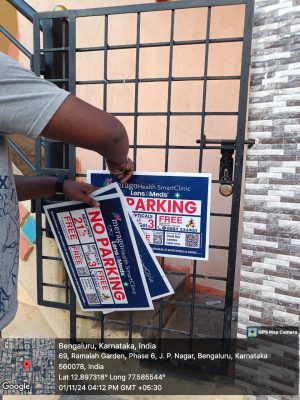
[14,175,100,207]
[42,95,134,183]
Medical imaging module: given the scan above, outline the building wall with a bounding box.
[238,0,299,333]
[237,2,300,395]
[0,0,18,56]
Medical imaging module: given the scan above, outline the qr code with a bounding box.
[77,267,89,276]
[153,232,163,245]
[185,233,200,248]
[86,293,99,304]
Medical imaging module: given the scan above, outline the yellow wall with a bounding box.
[0,0,18,56]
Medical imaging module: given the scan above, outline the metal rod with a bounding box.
[71,75,241,85]
[32,13,45,310]
[210,245,230,250]
[196,137,255,148]
[111,111,239,116]
[72,37,243,52]
[100,312,105,341]
[189,5,212,341]
[211,212,231,217]
[42,255,63,261]
[164,271,227,281]
[222,0,255,345]
[39,299,70,310]
[42,282,67,289]
[35,0,249,20]
[164,9,175,172]
[102,14,108,171]
[0,26,31,58]
[68,16,76,96]
[132,12,141,167]
[68,15,78,339]
[128,312,133,343]
[101,14,108,171]
[7,138,36,172]
[99,14,108,332]
[124,144,237,150]
[156,7,174,344]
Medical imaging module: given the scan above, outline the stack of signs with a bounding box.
[44,183,174,313]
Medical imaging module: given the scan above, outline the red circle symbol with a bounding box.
[23,360,31,371]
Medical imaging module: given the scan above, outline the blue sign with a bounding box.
[44,194,153,311]
[88,172,211,260]
[92,183,174,300]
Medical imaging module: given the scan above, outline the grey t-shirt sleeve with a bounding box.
[0,52,70,139]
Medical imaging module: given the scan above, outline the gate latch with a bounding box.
[219,142,234,197]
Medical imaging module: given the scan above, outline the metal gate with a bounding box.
[32,0,254,362]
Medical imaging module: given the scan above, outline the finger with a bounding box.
[119,160,134,183]
[85,185,98,195]
[77,192,100,208]
[120,173,133,184]
[91,199,100,208]
[120,170,133,184]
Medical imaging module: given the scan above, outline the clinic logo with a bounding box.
[247,327,258,338]
[103,178,113,186]
[111,212,122,221]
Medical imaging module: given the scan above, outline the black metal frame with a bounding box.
[2,0,254,376]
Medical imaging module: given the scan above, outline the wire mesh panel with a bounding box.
[33,0,254,361]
